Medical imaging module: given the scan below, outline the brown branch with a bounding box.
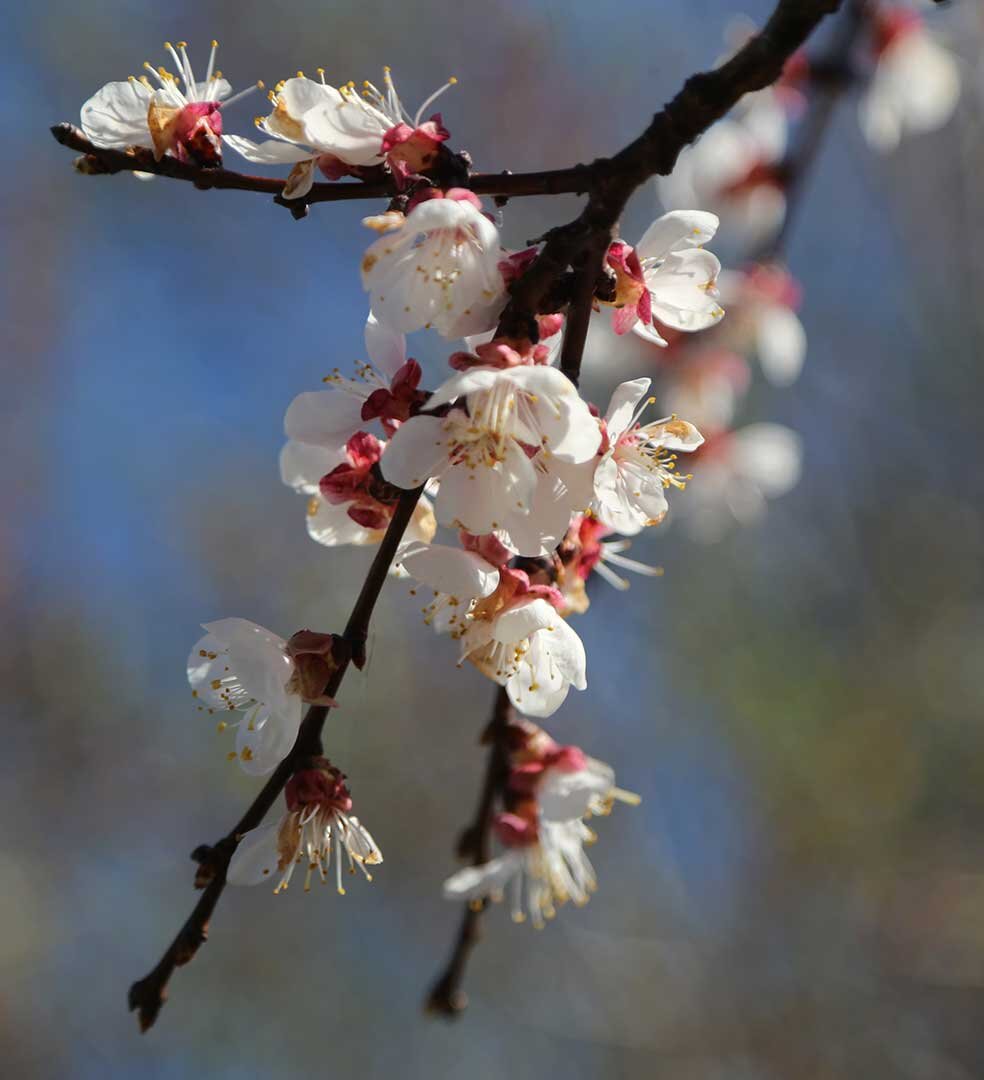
[128,487,423,1032]
[425,684,513,1016]
[497,0,844,378]
[50,123,594,207]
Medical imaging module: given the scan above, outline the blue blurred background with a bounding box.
[4,1,984,1076]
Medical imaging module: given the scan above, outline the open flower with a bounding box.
[382,365,600,555]
[591,378,703,535]
[443,816,597,927]
[682,423,802,541]
[859,7,960,152]
[225,67,457,194]
[284,315,423,454]
[401,547,586,717]
[228,759,381,894]
[361,190,507,338]
[80,40,262,165]
[280,431,436,550]
[604,212,724,345]
[187,618,303,775]
[658,89,791,245]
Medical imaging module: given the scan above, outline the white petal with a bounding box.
[201,618,293,714]
[604,378,651,440]
[636,210,720,261]
[279,440,346,494]
[227,823,280,886]
[364,314,406,381]
[221,134,314,163]
[442,854,521,901]
[493,598,558,644]
[80,80,154,149]
[307,498,380,547]
[379,414,448,489]
[755,304,806,386]
[732,423,802,497]
[235,700,302,776]
[400,543,499,599]
[284,390,366,449]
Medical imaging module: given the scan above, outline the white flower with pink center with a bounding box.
[224,67,456,195]
[382,365,600,556]
[592,378,704,536]
[361,190,507,338]
[187,618,304,775]
[284,315,423,455]
[80,40,262,166]
[280,431,436,551]
[605,211,724,345]
[859,8,959,153]
[228,760,381,895]
[443,816,597,927]
[400,547,587,717]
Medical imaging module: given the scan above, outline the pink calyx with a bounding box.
[381,114,450,187]
[285,759,353,814]
[319,432,392,531]
[606,241,652,335]
[361,359,425,435]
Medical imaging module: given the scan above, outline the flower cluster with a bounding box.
[443,717,639,926]
[88,41,721,918]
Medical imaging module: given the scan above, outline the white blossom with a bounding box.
[443,819,597,927]
[187,618,302,775]
[382,365,600,555]
[361,192,507,338]
[592,378,704,535]
[80,40,261,163]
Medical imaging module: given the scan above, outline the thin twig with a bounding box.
[128,487,423,1031]
[425,685,513,1016]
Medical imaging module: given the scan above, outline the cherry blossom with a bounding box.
[228,759,381,894]
[592,378,704,535]
[284,315,423,453]
[682,423,803,541]
[443,816,597,927]
[187,618,304,775]
[225,67,458,194]
[280,431,436,550]
[604,211,725,345]
[859,7,960,152]
[382,364,600,555]
[80,40,262,166]
[361,190,507,338]
[401,547,587,717]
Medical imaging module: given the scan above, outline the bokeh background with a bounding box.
[4,1,984,1076]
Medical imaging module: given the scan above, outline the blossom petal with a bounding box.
[364,314,406,381]
[636,210,720,261]
[222,135,314,163]
[400,543,499,599]
[284,390,366,449]
[755,303,806,386]
[235,700,302,776]
[442,853,521,901]
[604,378,651,440]
[80,80,155,149]
[280,440,347,494]
[227,824,280,886]
[379,414,448,489]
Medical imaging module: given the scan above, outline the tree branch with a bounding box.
[425,684,513,1016]
[128,487,423,1032]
